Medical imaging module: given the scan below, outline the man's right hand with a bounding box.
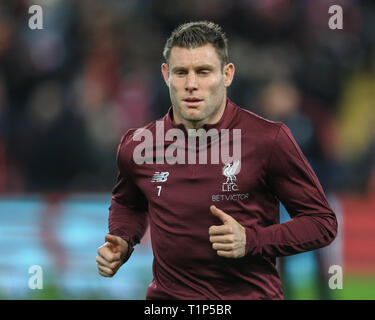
[96,234,129,277]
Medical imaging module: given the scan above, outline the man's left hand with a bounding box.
[208,205,246,258]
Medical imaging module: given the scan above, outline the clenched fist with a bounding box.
[209,205,246,258]
[96,234,129,277]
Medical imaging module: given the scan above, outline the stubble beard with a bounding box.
[174,101,217,129]
[170,82,226,129]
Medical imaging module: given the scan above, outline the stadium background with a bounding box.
[0,0,374,300]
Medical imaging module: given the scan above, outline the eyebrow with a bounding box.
[171,64,215,72]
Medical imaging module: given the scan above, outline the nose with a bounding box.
[185,72,198,92]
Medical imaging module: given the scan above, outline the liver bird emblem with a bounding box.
[223,160,240,184]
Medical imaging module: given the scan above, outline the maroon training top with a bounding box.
[108,98,338,300]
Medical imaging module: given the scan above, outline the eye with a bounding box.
[198,69,210,75]
[174,70,187,76]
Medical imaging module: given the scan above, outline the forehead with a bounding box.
[169,44,221,68]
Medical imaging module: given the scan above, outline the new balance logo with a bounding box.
[151,172,169,183]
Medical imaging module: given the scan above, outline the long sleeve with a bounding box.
[108,131,148,262]
[246,124,338,257]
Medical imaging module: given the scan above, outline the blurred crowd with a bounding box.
[0,0,374,194]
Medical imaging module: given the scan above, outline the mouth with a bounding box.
[182,97,203,107]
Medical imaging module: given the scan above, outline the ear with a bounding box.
[161,63,170,87]
[223,63,235,87]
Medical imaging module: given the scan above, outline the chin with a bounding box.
[183,111,204,121]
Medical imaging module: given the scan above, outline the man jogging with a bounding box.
[96,21,337,299]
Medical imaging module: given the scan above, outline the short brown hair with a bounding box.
[163,21,229,68]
